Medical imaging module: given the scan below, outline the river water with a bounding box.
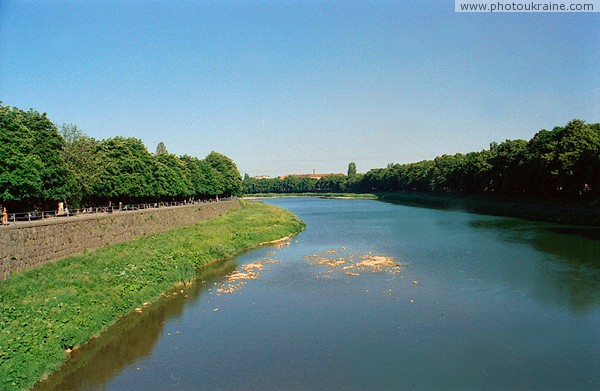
[37,198,600,390]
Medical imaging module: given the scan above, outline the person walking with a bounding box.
[2,207,8,225]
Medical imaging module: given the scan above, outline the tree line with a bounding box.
[0,104,243,211]
[243,173,352,194]
[244,119,600,199]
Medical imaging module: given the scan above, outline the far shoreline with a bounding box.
[245,191,600,227]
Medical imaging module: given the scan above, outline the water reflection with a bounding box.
[33,199,600,390]
[469,218,600,312]
[34,260,238,390]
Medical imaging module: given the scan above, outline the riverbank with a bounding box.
[0,201,305,390]
[377,191,600,226]
[0,200,240,280]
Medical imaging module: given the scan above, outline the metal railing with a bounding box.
[1,197,234,226]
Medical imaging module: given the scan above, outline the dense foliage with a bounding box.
[245,120,600,201]
[0,104,243,210]
[0,106,71,207]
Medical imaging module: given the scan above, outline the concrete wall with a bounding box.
[0,200,241,279]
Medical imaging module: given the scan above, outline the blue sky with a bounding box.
[1,1,598,177]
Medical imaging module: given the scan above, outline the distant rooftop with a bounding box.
[279,173,345,180]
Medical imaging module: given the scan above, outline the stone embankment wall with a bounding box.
[0,200,241,280]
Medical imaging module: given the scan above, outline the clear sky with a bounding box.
[1,0,598,177]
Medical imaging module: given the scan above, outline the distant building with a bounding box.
[253,175,271,179]
[279,173,345,180]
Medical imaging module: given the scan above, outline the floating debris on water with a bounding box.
[305,249,401,276]
[215,259,280,295]
[216,281,246,295]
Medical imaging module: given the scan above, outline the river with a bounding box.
[36,198,600,390]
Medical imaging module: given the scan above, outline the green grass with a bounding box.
[245,192,378,199]
[0,201,305,390]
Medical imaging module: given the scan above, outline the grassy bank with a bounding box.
[0,201,305,390]
[378,191,600,226]
[245,192,378,199]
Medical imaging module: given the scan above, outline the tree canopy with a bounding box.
[2,104,597,209]
[205,151,243,197]
[0,105,71,208]
[0,103,243,210]
[244,119,600,202]
[347,162,357,176]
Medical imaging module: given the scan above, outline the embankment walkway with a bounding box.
[0,199,241,279]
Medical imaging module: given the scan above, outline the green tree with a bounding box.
[488,139,528,193]
[461,150,493,192]
[522,121,600,195]
[347,162,357,176]
[181,155,211,197]
[552,120,600,194]
[0,105,43,207]
[182,156,224,198]
[155,142,168,155]
[243,177,283,194]
[360,168,385,191]
[346,172,363,192]
[405,160,434,191]
[153,153,191,199]
[0,105,73,209]
[431,154,466,191]
[317,175,347,192]
[60,124,101,207]
[21,109,72,205]
[92,137,155,202]
[205,151,243,197]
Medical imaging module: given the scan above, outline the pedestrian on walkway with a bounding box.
[2,207,8,225]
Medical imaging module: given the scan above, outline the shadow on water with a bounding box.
[33,259,238,391]
[470,218,600,313]
[545,225,600,241]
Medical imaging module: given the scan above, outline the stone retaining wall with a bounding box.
[0,200,241,279]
